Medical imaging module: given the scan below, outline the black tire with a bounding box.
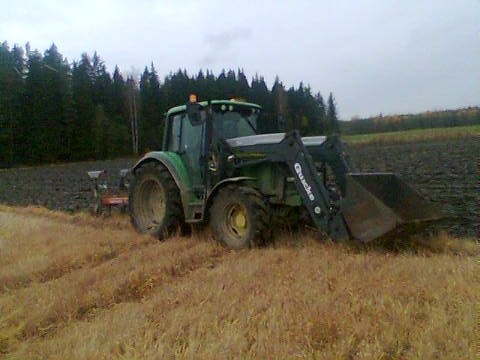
[129,162,183,239]
[209,185,270,249]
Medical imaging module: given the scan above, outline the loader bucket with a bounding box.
[342,173,442,242]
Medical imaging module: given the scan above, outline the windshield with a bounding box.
[212,105,259,139]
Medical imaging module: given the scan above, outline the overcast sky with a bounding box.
[1,0,479,119]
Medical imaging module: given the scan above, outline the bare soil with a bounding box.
[0,138,478,238]
[348,138,478,238]
[0,158,136,212]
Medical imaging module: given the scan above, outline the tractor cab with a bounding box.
[164,98,261,145]
[162,98,262,189]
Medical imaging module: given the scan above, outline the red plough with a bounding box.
[87,169,130,216]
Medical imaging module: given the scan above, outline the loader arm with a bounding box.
[305,134,351,196]
[228,130,351,240]
[272,131,351,240]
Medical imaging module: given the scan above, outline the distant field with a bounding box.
[0,206,477,359]
[344,125,480,145]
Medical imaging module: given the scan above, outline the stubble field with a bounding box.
[0,206,478,359]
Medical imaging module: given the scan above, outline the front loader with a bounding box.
[128,97,441,248]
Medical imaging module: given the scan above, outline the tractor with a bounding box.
[128,96,440,248]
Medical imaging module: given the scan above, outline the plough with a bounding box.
[87,169,130,216]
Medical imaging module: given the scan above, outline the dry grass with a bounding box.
[0,205,147,293]
[344,125,480,146]
[0,206,478,359]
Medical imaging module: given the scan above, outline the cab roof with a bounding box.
[166,99,262,116]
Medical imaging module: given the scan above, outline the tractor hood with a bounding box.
[226,133,327,148]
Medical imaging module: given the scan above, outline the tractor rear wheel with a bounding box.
[129,162,183,239]
[209,185,270,249]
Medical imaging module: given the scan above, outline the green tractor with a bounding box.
[129,97,440,248]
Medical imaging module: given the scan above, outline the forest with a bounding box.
[0,42,338,167]
[341,107,479,135]
[1,41,478,167]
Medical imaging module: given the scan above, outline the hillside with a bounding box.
[0,206,477,359]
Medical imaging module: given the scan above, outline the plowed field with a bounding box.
[348,138,479,238]
[0,138,478,237]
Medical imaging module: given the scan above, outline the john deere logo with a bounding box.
[294,163,315,201]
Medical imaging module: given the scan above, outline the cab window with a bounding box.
[168,114,182,151]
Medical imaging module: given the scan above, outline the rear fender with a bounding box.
[132,151,192,216]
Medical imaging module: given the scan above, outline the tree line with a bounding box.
[341,107,480,135]
[0,42,339,167]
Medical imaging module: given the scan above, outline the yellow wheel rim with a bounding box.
[227,204,248,237]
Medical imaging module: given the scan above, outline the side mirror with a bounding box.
[186,98,204,126]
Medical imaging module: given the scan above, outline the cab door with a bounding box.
[167,112,205,188]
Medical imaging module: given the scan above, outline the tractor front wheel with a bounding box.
[129,162,183,239]
[209,185,270,249]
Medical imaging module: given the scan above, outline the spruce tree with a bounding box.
[236,69,249,99]
[139,63,162,151]
[250,75,273,132]
[71,54,95,159]
[23,48,50,162]
[110,66,130,156]
[43,44,74,160]
[272,77,288,132]
[326,92,339,134]
[314,92,327,134]
[0,42,25,166]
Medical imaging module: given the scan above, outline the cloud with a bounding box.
[205,27,253,49]
[200,27,253,67]
[2,0,478,118]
